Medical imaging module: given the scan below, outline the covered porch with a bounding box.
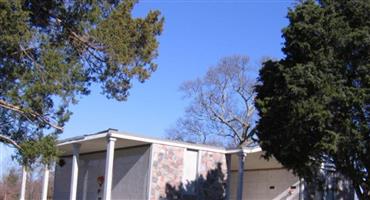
[20,129,156,200]
[55,129,153,200]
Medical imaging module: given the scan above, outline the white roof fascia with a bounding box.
[244,147,262,154]
[57,130,262,154]
[58,132,108,146]
[110,132,227,153]
[223,147,262,154]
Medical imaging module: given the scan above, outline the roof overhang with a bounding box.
[58,129,246,156]
[58,130,147,156]
[58,129,262,156]
[229,151,285,171]
[58,129,285,170]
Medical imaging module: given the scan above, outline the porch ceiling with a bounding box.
[229,151,284,171]
[58,134,149,156]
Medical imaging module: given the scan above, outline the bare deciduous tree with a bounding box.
[167,55,256,147]
[0,164,54,200]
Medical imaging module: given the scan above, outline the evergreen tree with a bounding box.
[255,0,369,199]
[0,0,163,165]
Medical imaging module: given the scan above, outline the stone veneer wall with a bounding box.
[149,144,228,200]
[149,144,185,200]
[199,151,228,177]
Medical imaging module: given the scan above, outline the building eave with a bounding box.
[57,129,262,155]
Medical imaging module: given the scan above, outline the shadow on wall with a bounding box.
[161,163,226,200]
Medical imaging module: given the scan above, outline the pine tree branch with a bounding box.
[19,45,47,83]
[0,100,63,131]
[0,134,21,149]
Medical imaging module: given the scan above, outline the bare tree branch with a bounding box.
[168,56,255,147]
[202,98,243,143]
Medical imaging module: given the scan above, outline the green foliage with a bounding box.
[255,0,369,198]
[0,0,163,165]
[16,135,59,167]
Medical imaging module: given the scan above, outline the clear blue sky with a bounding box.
[61,0,295,139]
[1,0,295,174]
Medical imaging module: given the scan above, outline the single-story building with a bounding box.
[52,129,302,200]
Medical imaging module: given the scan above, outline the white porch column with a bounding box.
[41,164,50,200]
[236,150,246,200]
[299,178,304,200]
[225,154,232,200]
[70,143,81,200]
[103,136,116,200]
[19,166,27,200]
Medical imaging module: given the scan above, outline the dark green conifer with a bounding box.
[255,1,369,198]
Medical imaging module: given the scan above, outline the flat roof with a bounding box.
[58,128,261,155]
[57,129,288,171]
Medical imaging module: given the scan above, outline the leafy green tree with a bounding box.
[0,0,163,166]
[255,0,369,199]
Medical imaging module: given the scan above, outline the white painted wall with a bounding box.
[53,146,150,200]
[229,169,299,200]
[182,149,198,184]
[53,157,72,200]
[111,146,150,200]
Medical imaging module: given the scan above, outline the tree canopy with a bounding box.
[167,56,256,147]
[0,0,163,166]
[255,0,369,198]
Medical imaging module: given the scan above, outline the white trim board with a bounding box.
[58,129,262,154]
